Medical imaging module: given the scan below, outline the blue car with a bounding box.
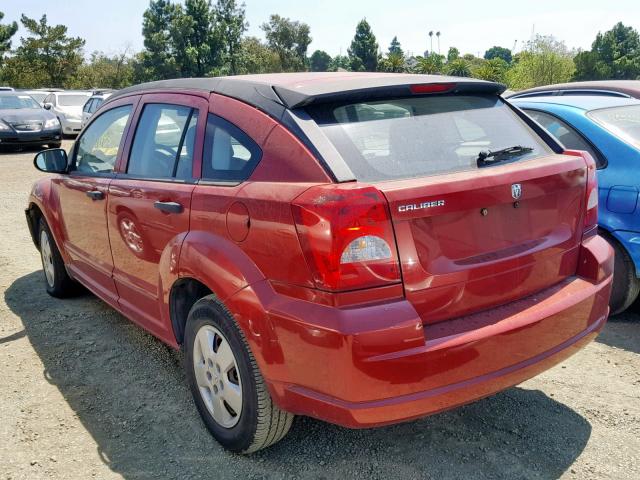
[511,95,640,314]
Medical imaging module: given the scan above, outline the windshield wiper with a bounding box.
[477,145,534,167]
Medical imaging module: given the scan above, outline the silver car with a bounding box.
[81,91,114,128]
[43,91,92,136]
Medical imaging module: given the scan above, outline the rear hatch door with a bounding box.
[306,91,587,323]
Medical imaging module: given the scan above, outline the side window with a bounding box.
[127,103,198,179]
[44,94,52,105]
[526,109,606,168]
[83,99,93,113]
[75,105,132,174]
[202,114,262,182]
[92,98,104,113]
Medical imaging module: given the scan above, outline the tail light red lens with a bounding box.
[292,184,401,291]
[564,149,598,232]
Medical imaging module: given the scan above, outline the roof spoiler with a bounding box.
[274,81,507,109]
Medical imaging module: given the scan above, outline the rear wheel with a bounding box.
[605,233,640,315]
[184,295,294,453]
[38,219,77,297]
[49,142,62,148]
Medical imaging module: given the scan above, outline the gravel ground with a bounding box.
[0,142,639,480]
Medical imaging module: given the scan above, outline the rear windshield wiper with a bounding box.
[477,145,534,167]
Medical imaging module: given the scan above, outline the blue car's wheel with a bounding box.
[604,233,640,315]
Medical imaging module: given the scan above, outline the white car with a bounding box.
[43,91,92,136]
[21,90,49,106]
[81,91,113,128]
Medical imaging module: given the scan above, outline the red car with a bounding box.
[26,73,613,453]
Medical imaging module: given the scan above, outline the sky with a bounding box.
[2,0,640,59]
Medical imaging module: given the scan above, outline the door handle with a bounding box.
[86,190,104,200]
[154,201,183,214]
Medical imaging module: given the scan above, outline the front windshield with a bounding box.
[58,94,90,107]
[0,94,42,109]
[588,105,640,149]
[28,92,47,104]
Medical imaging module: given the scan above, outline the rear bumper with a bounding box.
[59,117,81,135]
[256,235,613,428]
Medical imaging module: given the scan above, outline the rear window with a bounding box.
[307,95,551,182]
[58,94,90,106]
[588,105,640,150]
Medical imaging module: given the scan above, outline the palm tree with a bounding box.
[428,31,433,54]
[436,31,441,54]
[445,58,471,77]
[414,55,443,74]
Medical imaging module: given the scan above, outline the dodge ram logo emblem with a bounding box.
[511,183,522,200]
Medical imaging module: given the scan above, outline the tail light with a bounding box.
[410,83,456,94]
[564,149,598,234]
[291,184,401,291]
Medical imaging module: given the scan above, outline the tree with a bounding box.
[178,0,220,77]
[388,36,403,56]
[1,14,84,88]
[446,47,459,63]
[329,54,350,71]
[484,46,512,64]
[573,50,610,81]
[445,58,471,77]
[413,54,444,74]
[573,22,640,80]
[472,58,509,82]
[70,49,135,89]
[237,36,281,74]
[378,52,405,73]
[0,11,17,67]
[140,0,181,80]
[261,14,311,72]
[310,50,331,72]
[214,0,248,75]
[507,35,575,89]
[348,19,379,72]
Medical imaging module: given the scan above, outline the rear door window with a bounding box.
[525,109,606,168]
[307,95,551,182]
[588,104,640,150]
[127,103,199,179]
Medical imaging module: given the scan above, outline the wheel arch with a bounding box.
[167,230,266,347]
[599,226,640,277]
[166,231,284,384]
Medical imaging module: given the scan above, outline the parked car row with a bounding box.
[26,73,615,453]
[0,91,62,148]
[0,87,115,149]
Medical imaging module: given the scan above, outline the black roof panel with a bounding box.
[109,72,505,115]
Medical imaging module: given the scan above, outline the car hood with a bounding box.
[0,108,56,124]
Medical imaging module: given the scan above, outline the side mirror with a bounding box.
[43,103,52,110]
[34,148,68,173]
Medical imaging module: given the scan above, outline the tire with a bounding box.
[49,142,62,149]
[184,295,294,453]
[38,218,77,298]
[605,233,640,315]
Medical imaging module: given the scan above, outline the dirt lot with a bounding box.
[0,142,638,480]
